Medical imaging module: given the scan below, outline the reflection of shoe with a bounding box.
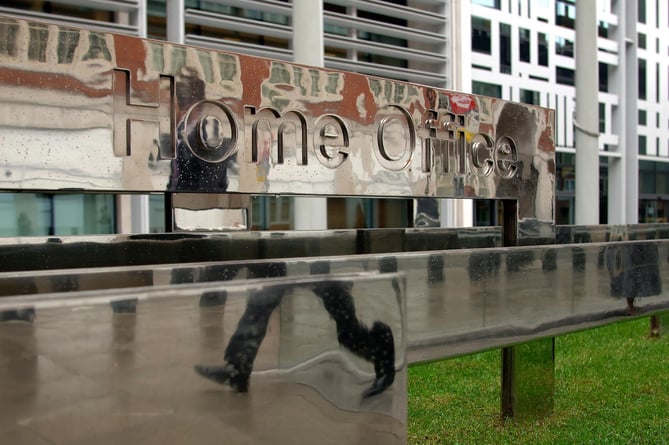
[194,364,249,392]
[199,291,227,308]
[626,298,639,315]
[362,372,395,398]
[362,321,396,398]
[111,299,137,314]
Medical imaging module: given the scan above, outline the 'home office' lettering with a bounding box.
[112,68,519,181]
[178,101,519,180]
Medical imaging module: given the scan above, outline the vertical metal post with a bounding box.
[650,312,669,338]
[500,199,555,418]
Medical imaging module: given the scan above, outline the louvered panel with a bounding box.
[185,9,292,41]
[181,1,447,88]
[185,34,293,61]
[0,0,142,36]
[324,34,445,65]
[324,11,445,45]
[326,0,445,25]
[325,57,446,86]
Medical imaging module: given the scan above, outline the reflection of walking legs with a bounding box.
[195,261,396,398]
[314,281,396,398]
[195,287,283,392]
[195,262,286,392]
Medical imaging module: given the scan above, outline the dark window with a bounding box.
[556,0,575,29]
[638,0,646,24]
[499,23,511,74]
[556,66,575,86]
[598,21,608,38]
[639,58,647,100]
[472,80,501,98]
[639,109,647,126]
[555,37,574,57]
[28,23,48,62]
[538,32,548,66]
[472,16,491,54]
[519,28,530,62]
[599,103,606,133]
[638,32,646,49]
[520,89,539,105]
[639,135,647,155]
[599,63,609,92]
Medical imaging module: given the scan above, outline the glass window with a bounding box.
[599,103,606,133]
[556,152,575,192]
[520,88,540,105]
[638,32,647,49]
[556,66,575,85]
[639,58,647,100]
[472,0,501,9]
[639,134,647,155]
[28,23,48,62]
[638,0,646,24]
[0,21,19,57]
[555,36,574,57]
[251,196,293,230]
[472,80,502,98]
[0,193,115,237]
[598,21,608,38]
[538,33,548,66]
[472,17,492,54]
[599,63,609,92]
[639,109,647,126]
[556,0,575,29]
[149,194,165,233]
[519,28,531,62]
[499,23,511,74]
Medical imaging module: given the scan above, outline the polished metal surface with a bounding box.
[0,227,500,272]
[0,15,555,239]
[2,11,662,434]
[0,272,407,444]
[2,239,668,364]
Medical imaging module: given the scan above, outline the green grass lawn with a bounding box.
[408,317,669,444]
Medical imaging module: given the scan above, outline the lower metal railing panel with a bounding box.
[0,273,407,445]
[2,239,669,363]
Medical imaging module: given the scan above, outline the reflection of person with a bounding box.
[605,240,661,314]
[194,261,396,398]
[169,68,229,192]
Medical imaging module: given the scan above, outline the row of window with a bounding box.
[473,16,666,103]
[475,0,666,30]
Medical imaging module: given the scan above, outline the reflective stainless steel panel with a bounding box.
[0,272,407,444]
[3,224,669,274]
[0,16,555,239]
[2,240,668,363]
[0,227,502,273]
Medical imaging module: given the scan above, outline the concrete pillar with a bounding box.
[292,0,328,230]
[623,0,638,224]
[574,1,600,225]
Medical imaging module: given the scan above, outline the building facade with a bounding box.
[468,0,669,225]
[0,0,666,235]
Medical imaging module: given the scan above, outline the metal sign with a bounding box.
[0,16,555,234]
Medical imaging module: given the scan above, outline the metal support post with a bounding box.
[500,200,555,418]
